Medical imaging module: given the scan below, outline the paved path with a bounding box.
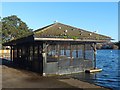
[2,65,110,90]
[2,65,76,88]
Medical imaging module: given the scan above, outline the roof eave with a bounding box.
[34,38,110,43]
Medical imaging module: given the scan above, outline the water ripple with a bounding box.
[71,50,119,90]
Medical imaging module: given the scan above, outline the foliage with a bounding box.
[63,36,67,39]
[114,41,120,49]
[96,43,118,50]
[71,36,78,40]
[1,15,33,43]
[62,34,78,40]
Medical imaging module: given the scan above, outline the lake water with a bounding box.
[69,50,120,90]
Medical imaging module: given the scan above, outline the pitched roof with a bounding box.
[34,22,111,40]
[3,22,112,46]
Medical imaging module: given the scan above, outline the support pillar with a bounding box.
[10,46,13,61]
[42,43,48,76]
[83,44,86,59]
[64,46,66,55]
[57,44,60,69]
[17,47,19,64]
[93,43,97,69]
[76,45,78,58]
[32,45,34,67]
[57,44,60,60]
[70,44,73,65]
[13,47,15,63]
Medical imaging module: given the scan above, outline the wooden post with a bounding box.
[57,44,60,60]
[26,46,29,64]
[10,46,13,61]
[49,46,52,56]
[42,43,47,75]
[38,45,40,60]
[17,46,19,64]
[13,47,15,63]
[93,43,97,69]
[32,45,34,71]
[57,44,60,69]
[76,45,78,58]
[70,44,73,65]
[64,45,66,55]
[83,44,86,59]
[13,47,17,63]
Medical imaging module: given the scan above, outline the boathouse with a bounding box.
[3,22,111,75]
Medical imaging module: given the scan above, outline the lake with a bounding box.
[69,50,120,90]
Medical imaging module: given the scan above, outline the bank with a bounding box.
[2,64,110,90]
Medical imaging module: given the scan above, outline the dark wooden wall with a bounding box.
[12,43,43,75]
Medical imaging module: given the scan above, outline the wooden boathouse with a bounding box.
[3,22,111,75]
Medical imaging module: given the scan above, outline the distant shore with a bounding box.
[2,65,111,90]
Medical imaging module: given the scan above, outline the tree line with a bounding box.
[96,42,119,50]
[1,15,33,44]
[114,41,120,49]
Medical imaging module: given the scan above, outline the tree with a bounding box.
[114,41,120,49]
[2,15,33,43]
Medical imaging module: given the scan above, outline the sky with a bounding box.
[1,0,120,2]
[2,2,118,42]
